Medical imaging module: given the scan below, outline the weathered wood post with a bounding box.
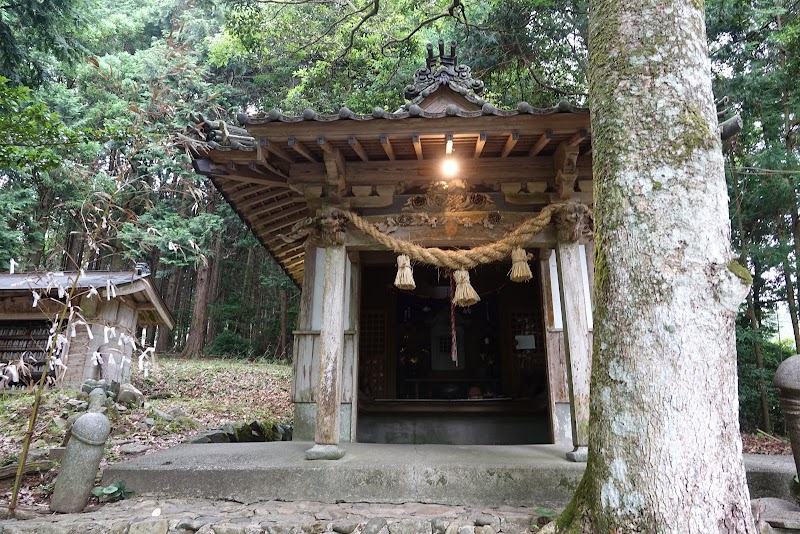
[554,205,591,462]
[306,209,347,460]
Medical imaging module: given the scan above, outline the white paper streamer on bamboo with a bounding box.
[394,254,416,290]
[510,247,533,282]
[452,269,480,307]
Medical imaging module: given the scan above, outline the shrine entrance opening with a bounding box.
[356,255,551,444]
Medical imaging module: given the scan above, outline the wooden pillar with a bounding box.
[306,210,347,460]
[555,207,591,462]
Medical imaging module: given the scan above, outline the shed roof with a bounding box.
[0,271,175,329]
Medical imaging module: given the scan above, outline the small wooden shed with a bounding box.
[0,270,175,388]
[185,42,594,459]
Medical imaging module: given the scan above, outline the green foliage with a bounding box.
[92,480,134,502]
[736,320,792,432]
[206,330,251,357]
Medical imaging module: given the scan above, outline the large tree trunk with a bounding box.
[558,0,757,531]
[181,193,217,358]
[155,269,180,354]
[279,288,288,361]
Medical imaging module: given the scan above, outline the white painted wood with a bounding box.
[556,241,591,448]
[548,252,563,329]
[579,244,593,330]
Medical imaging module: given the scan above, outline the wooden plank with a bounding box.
[342,334,354,403]
[264,139,294,163]
[529,129,553,157]
[474,132,487,159]
[380,135,395,160]
[348,136,370,161]
[555,240,591,448]
[297,244,317,330]
[412,135,423,160]
[288,137,316,162]
[250,206,308,230]
[500,131,520,158]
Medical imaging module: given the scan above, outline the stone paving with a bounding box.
[0,498,555,534]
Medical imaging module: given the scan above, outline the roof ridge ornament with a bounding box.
[403,39,486,109]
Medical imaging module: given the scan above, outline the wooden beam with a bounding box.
[247,112,591,139]
[204,160,289,188]
[380,135,395,160]
[445,133,454,155]
[254,144,289,179]
[501,131,520,158]
[263,139,294,163]
[288,137,316,162]
[289,155,593,186]
[348,136,369,161]
[215,173,289,188]
[568,129,589,148]
[319,137,346,198]
[474,132,487,159]
[529,129,554,157]
[412,135,423,160]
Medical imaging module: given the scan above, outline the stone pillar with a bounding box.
[306,210,347,460]
[555,206,592,462]
[775,355,800,477]
[50,411,111,512]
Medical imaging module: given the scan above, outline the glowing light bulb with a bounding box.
[442,159,458,178]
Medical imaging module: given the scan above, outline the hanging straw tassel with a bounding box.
[452,269,480,307]
[394,254,416,290]
[509,247,533,282]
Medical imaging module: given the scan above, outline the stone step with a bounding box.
[0,498,557,534]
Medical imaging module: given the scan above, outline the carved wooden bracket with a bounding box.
[554,142,580,199]
[554,203,589,242]
[316,207,347,246]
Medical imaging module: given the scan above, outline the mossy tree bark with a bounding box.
[557,0,757,531]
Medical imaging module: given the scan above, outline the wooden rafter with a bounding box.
[254,211,309,234]
[228,184,270,202]
[412,135,423,160]
[249,196,303,218]
[529,130,554,157]
[263,139,294,163]
[288,137,316,162]
[348,136,369,161]
[474,132,487,159]
[380,135,395,160]
[568,129,589,147]
[501,131,520,158]
[254,145,289,179]
[238,189,291,210]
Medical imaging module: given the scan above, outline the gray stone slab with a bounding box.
[102,442,798,508]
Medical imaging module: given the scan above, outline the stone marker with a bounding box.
[50,411,111,513]
[774,355,800,478]
[88,387,107,412]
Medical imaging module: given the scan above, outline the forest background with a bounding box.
[0,0,796,434]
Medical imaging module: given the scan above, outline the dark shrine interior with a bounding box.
[357,255,553,444]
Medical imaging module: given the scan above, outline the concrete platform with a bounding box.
[103,442,798,508]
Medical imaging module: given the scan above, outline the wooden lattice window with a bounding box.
[359,310,386,400]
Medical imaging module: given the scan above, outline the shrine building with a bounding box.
[185,41,595,461]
